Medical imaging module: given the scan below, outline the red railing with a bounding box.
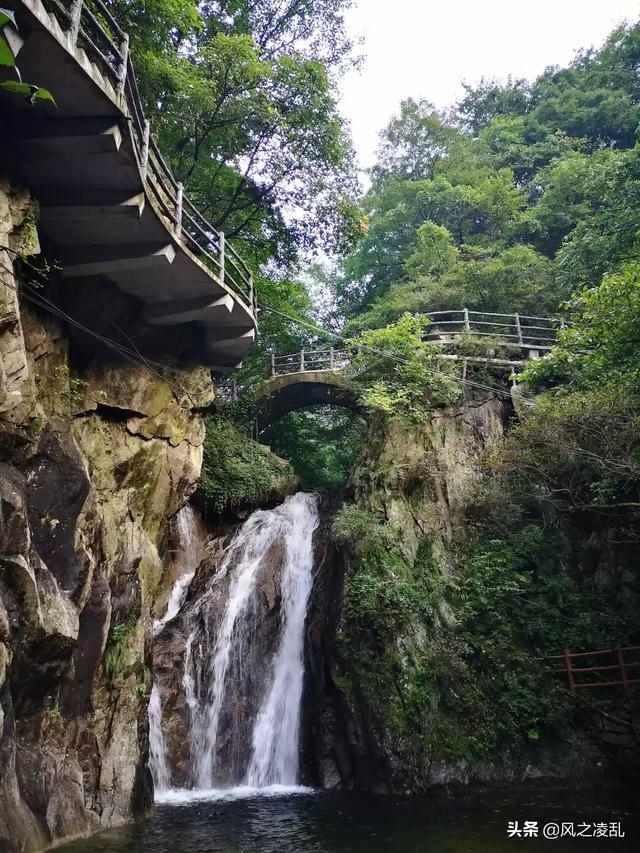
[547,646,640,693]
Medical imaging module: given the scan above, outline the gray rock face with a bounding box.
[152,533,289,787]
[0,181,209,852]
[302,405,512,793]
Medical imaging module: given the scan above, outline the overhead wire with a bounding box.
[0,251,195,403]
[256,301,539,407]
[3,248,535,407]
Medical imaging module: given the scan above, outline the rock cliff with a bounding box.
[0,180,211,851]
[302,394,625,792]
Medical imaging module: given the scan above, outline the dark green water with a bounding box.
[58,785,639,852]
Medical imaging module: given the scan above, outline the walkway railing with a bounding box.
[270,348,351,377]
[424,309,563,348]
[547,647,640,693]
[266,310,561,378]
[39,0,256,314]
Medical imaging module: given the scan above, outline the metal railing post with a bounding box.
[174,182,183,238]
[219,231,225,284]
[463,307,470,332]
[140,119,150,180]
[69,0,83,46]
[617,647,630,694]
[564,649,576,692]
[248,273,253,311]
[329,346,334,369]
[514,312,523,345]
[270,353,276,378]
[300,350,305,373]
[253,283,258,330]
[117,33,129,93]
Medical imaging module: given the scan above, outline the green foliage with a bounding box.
[109,0,358,264]
[335,493,639,766]
[372,98,462,184]
[201,417,295,513]
[524,264,640,392]
[0,7,55,104]
[347,314,460,423]
[263,407,364,490]
[233,273,315,389]
[509,264,640,516]
[335,20,640,331]
[405,222,459,279]
[333,504,400,553]
[104,618,137,682]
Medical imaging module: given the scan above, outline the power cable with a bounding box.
[256,301,538,407]
[0,252,195,403]
[2,248,533,406]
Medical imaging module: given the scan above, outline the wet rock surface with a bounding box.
[0,182,210,852]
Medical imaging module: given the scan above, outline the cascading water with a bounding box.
[149,504,207,792]
[184,492,319,791]
[245,495,316,786]
[148,685,171,791]
[153,570,195,637]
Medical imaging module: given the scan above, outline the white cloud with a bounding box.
[340,0,639,170]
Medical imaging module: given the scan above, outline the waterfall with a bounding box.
[245,494,316,786]
[153,570,195,636]
[148,685,171,791]
[149,504,207,793]
[154,504,206,635]
[187,492,319,790]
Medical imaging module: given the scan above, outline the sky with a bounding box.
[340,0,640,171]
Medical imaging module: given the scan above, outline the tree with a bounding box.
[372,99,461,184]
[108,0,358,264]
[457,76,530,134]
[523,263,640,392]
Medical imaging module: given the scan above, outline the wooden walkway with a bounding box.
[5,0,257,369]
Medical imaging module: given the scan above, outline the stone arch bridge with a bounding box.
[235,309,563,431]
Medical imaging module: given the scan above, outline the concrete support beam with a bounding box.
[37,190,145,220]
[20,123,122,156]
[143,294,233,326]
[60,243,175,278]
[209,362,243,376]
[207,329,256,352]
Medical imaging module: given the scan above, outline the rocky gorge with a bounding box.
[3,179,635,848]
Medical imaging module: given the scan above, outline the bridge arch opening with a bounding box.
[254,370,359,433]
[260,403,367,491]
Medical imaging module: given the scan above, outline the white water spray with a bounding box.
[149,504,207,793]
[188,492,319,790]
[153,571,195,636]
[148,685,171,791]
[245,494,317,786]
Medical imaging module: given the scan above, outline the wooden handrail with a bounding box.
[42,0,256,315]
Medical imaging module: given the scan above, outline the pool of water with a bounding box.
[58,784,639,852]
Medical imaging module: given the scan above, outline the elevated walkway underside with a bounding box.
[1,0,257,373]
